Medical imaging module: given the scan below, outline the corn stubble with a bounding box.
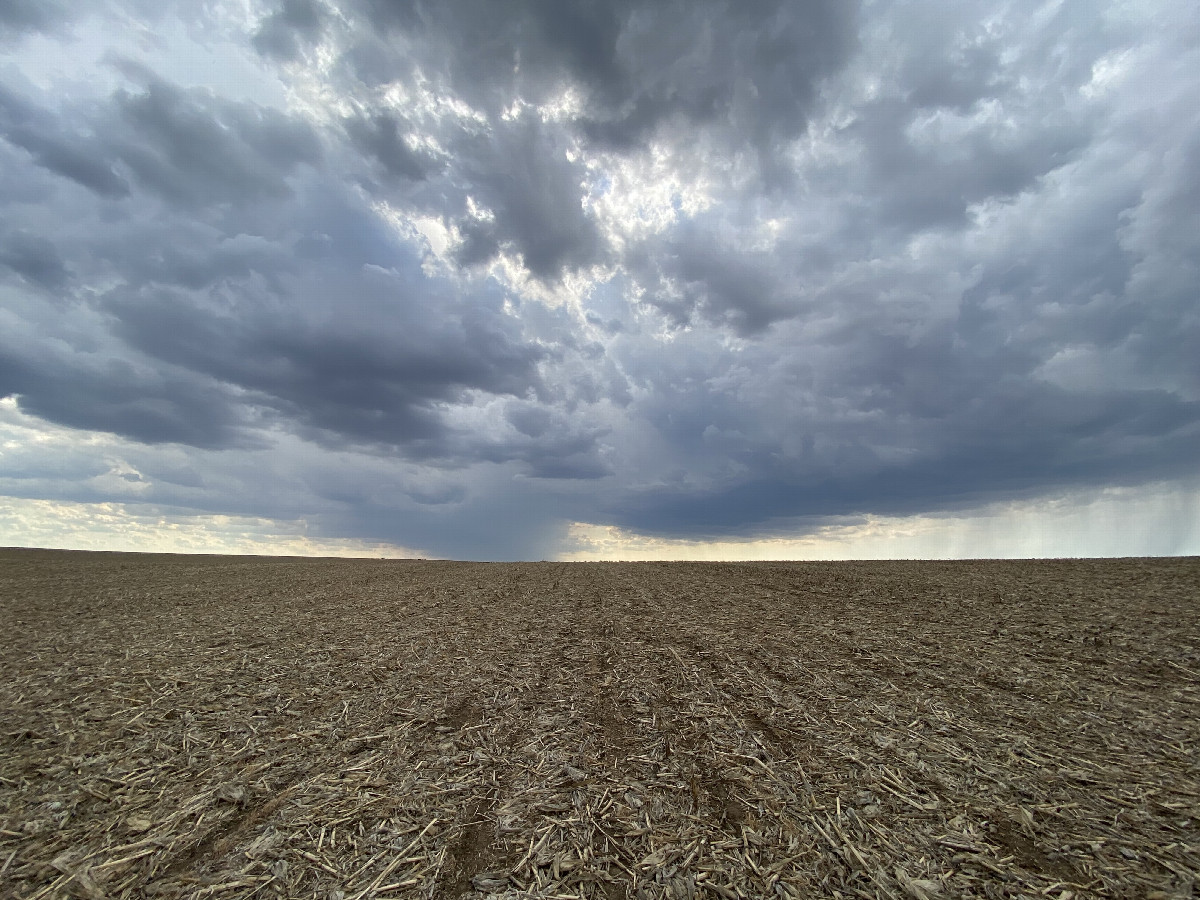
[1,550,1197,899]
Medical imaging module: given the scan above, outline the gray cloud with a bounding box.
[842,97,1090,232]
[252,0,326,60]
[0,66,553,466]
[0,228,69,289]
[343,111,440,183]
[307,0,860,278]
[108,74,322,206]
[0,0,73,38]
[103,271,546,450]
[0,0,1197,559]
[0,339,251,449]
[0,83,130,197]
[452,114,605,279]
[626,223,794,334]
[340,0,856,150]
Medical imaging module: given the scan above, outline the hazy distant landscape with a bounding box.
[1,549,1196,899]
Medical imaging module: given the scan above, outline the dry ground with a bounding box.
[1,550,1198,900]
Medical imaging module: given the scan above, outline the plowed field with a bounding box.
[2,549,1198,900]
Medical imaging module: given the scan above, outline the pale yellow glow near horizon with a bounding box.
[557,482,1200,561]
[0,497,423,559]
[1,480,1196,561]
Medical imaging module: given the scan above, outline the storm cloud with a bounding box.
[0,0,1197,559]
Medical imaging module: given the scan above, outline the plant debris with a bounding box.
[1,549,1197,899]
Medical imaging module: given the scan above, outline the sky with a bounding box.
[0,0,1197,561]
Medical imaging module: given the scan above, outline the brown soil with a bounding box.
[1,549,1197,899]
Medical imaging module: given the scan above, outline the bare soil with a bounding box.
[1,549,1198,900]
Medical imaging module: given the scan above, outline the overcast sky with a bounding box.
[1,0,1197,560]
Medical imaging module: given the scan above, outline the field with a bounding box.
[1,550,1198,900]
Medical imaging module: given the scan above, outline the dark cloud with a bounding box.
[105,276,545,449]
[580,0,858,172]
[0,229,69,289]
[0,66,553,464]
[842,97,1090,232]
[904,40,1009,112]
[344,0,856,153]
[0,339,251,449]
[0,0,72,38]
[0,0,1196,559]
[252,0,326,60]
[343,111,440,183]
[108,76,322,206]
[627,223,794,334]
[459,401,614,479]
[318,0,860,279]
[6,179,547,453]
[452,114,605,278]
[0,83,130,197]
[103,228,291,292]
[614,390,1200,540]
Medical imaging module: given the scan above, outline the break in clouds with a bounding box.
[0,0,1198,559]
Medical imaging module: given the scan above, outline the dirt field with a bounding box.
[1,550,1197,900]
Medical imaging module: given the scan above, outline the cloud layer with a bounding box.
[1,0,1197,558]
